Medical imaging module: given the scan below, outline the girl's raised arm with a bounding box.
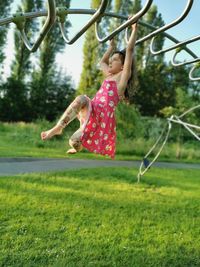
[99,39,116,77]
[118,23,138,94]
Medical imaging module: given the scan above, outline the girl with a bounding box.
[41,22,138,159]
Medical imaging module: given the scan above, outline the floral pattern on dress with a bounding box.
[81,80,119,159]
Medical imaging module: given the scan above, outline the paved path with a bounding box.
[0,157,199,176]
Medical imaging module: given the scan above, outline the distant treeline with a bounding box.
[0,0,199,122]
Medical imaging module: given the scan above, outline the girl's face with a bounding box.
[108,53,123,74]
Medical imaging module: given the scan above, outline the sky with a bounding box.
[2,0,200,86]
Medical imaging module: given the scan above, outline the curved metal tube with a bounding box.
[0,17,12,26]
[178,104,200,119]
[172,48,200,67]
[175,105,200,141]
[0,4,198,67]
[170,115,200,141]
[1,6,197,61]
[150,33,200,57]
[95,0,153,43]
[189,64,200,81]
[137,119,172,182]
[58,0,109,45]
[138,19,198,60]
[137,104,200,180]
[15,0,56,52]
[136,0,194,45]
[169,117,200,130]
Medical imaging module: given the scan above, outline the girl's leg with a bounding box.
[41,95,89,140]
[67,128,83,154]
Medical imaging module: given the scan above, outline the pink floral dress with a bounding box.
[80,80,120,159]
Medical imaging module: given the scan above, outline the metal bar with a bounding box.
[173,116,200,141]
[189,64,200,81]
[0,9,115,26]
[58,0,109,45]
[95,0,153,43]
[169,118,200,130]
[13,0,56,52]
[138,104,200,180]
[0,6,197,59]
[0,17,12,26]
[136,0,194,44]
[0,9,95,26]
[137,119,172,182]
[150,33,200,56]
[178,104,200,118]
[172,49,200,67]
[139,20,198,59]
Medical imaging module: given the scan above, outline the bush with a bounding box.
[116,102,144,139]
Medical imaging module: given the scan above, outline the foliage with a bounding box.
[133,5,176,116]
[38,0,71,78]
[0,69,75,122]
[116,102,144,139]
[77,0,107,97]
[0,77,30,121]
[0,0,199,124]
[0,120,199,161]
[135,61,176,116]
[29,69,75,121]
[11,0,43,81]
[0,0,75,122]
[77,25,103,97]
[0,0,13,75]
[28,0,72,121]
[160,86,200,125]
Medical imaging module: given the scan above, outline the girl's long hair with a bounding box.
[113,50,139,104]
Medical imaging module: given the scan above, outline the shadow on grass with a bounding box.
[1,168,200,219]
[1,165,200,192]
[140,167,200,192]
[1,168,200,267]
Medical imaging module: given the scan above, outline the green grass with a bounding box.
[1,167,200,266]
[0,121,200,162]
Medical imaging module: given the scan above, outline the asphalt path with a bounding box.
[0,157,199,176]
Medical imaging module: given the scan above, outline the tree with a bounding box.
[133,5,177,116]
[77,0,109,97]
[30,69,75,121]
[0,0,13,82]
[0,1,44,122]
[11,0,43,81]
[135,61,175,116]
[0,77,30,121]
[29,0,75,121]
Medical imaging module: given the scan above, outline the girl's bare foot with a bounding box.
[41,125,63,140]
[66,148,77,154]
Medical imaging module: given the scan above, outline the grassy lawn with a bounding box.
[0,121,200,162]
[1,167,200,266]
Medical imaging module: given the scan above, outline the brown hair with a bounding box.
[113,50,138,104]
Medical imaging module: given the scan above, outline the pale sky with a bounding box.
[3,0,200,86]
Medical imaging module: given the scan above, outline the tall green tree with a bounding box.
[0,0,13,81]
[38,1,70,79]
[135,61,175,116]
[0,0,42,122]
[30,69,75,121]
[29,0,75,121]
[11,0,43,81]
[78,0,110,97]
[0,77,31,121]
[133,5,176,116]
[142,5,165,66]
